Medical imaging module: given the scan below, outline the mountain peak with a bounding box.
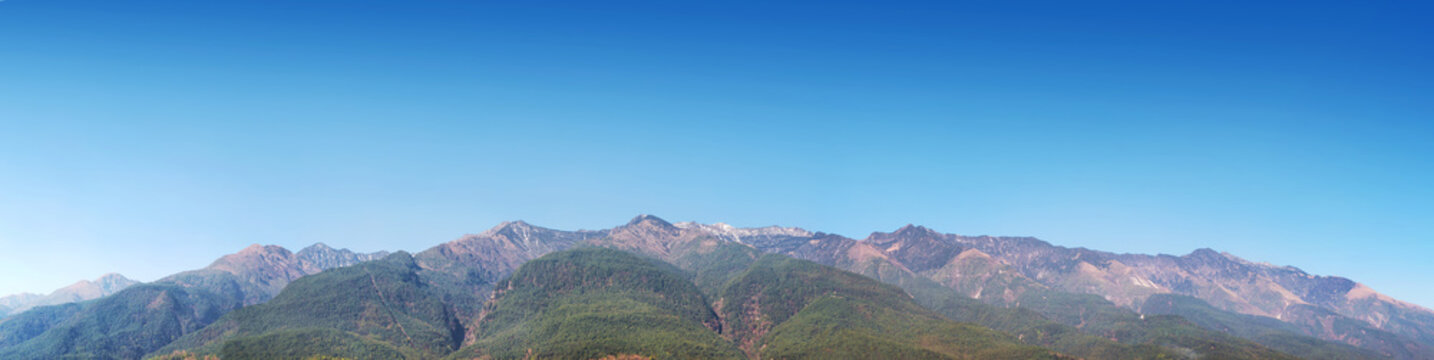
[497,220,533,228]
[88,273,138,292]
[866,224,941,243]
[608,214,682,244]
[482,220,539,236]
[97,272,127,280]
[206,244,298,277]
[237,243,289,256]
[479,220,576,245]
[298,242,360,257]
[1186,248,1222,259]
[864,224,959,272]
[94,273,135,286]
[894,224,937,236]
[626,214,674,228]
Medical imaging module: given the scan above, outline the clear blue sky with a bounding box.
[1,0,1430,307]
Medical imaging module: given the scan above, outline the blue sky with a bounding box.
[1,0,1431,307]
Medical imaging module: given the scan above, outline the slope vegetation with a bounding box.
[447,247,742,360]
[0,243,385,360]
[155,252,461,360]
[717,255,1066,360]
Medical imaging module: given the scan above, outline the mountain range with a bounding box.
[0,215,1428,359]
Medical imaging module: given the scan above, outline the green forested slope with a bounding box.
[0,281,243,360]
[446,247,743,360]
[153,252,461,360]
[1141,294,1386,360]
[717,255,1068,359]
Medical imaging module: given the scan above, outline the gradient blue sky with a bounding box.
[1,1,1431,306]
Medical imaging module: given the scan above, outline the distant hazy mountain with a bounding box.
[3,215,1431,359]
[0,273,139,318]
[0,243,386,360]
[166,243,391,305]
[0,294,41,318]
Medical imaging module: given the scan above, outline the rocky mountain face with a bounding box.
[296,242,393,274]
[162,243,389,306]
[0,273,139,317]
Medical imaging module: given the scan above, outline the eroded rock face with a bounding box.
[295,242,390,274]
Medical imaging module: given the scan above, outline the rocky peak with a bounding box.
[181,242,390,305]
[1172,247,1270,288]
[626,214,675,229]
[483,220,536,236]
[1181,248,1241,267]
[233,243,290,257]
[477,220,599,251]
[863,224,962,273]
[296,242,338,255]
[894,224,938,236]
[612,214,683,240]
[92,273,139,292]
[590,215,703,260]
[206,244,300,276]
[1185,248,1221,258]
[866,224,944,245]
[53,273,136,300]
[297,243,389,273]
[304,242,334,251]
